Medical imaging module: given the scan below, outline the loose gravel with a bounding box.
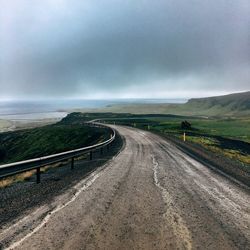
[0,132,123,230]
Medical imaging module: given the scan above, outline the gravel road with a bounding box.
[1,125,249,250]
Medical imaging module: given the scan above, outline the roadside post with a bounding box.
[36,167,41,184]
[183,132,186,142]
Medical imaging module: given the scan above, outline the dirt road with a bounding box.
[1,126,250,249]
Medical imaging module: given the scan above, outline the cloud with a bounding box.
[0,0,249,99]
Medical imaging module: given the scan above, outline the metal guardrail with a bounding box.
[0,122,116,183]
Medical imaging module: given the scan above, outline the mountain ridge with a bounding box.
[185,91,250,116]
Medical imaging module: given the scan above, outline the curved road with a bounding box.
[1,126,250,250]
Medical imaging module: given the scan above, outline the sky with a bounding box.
[0,0,249,100]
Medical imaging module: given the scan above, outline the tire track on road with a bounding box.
[151,154,192,250]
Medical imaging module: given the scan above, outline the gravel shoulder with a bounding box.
[0,126,249,250]
[157,132,250,187]
[0,132,123,248]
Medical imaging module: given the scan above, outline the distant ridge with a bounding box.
[185,91,250,116]
[187,91,250,109]
[71,91,250,117]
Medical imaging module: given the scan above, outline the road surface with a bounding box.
[1,125,250,249]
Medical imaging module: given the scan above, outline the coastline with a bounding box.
[0,111,68,133]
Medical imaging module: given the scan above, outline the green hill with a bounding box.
[185,91,250,116]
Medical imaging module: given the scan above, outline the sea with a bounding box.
[0,99,186,121]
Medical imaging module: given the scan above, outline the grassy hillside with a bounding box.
[187,91,250,108]
[185,91,250,116]
[72,91,250,117]
[0,115,110,164]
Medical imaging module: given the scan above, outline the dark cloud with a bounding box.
[0,0,249,99]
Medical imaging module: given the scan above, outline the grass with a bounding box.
[188,118,250,142]
[187,136,250,165]
[0,113,110,164]
[0,171,36,188]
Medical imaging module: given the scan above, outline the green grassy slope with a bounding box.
[185,91,250,116]
[0,115,110,164]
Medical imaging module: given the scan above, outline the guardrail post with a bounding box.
[90,151,93,160]
[36,167,41,184]
[71,157,74,170]
[100,147,103,155]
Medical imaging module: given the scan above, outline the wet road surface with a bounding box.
[1,126,249,250]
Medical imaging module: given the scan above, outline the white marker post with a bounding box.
[183,132,186,142]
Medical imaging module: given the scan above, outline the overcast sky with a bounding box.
[0,0,249,100]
